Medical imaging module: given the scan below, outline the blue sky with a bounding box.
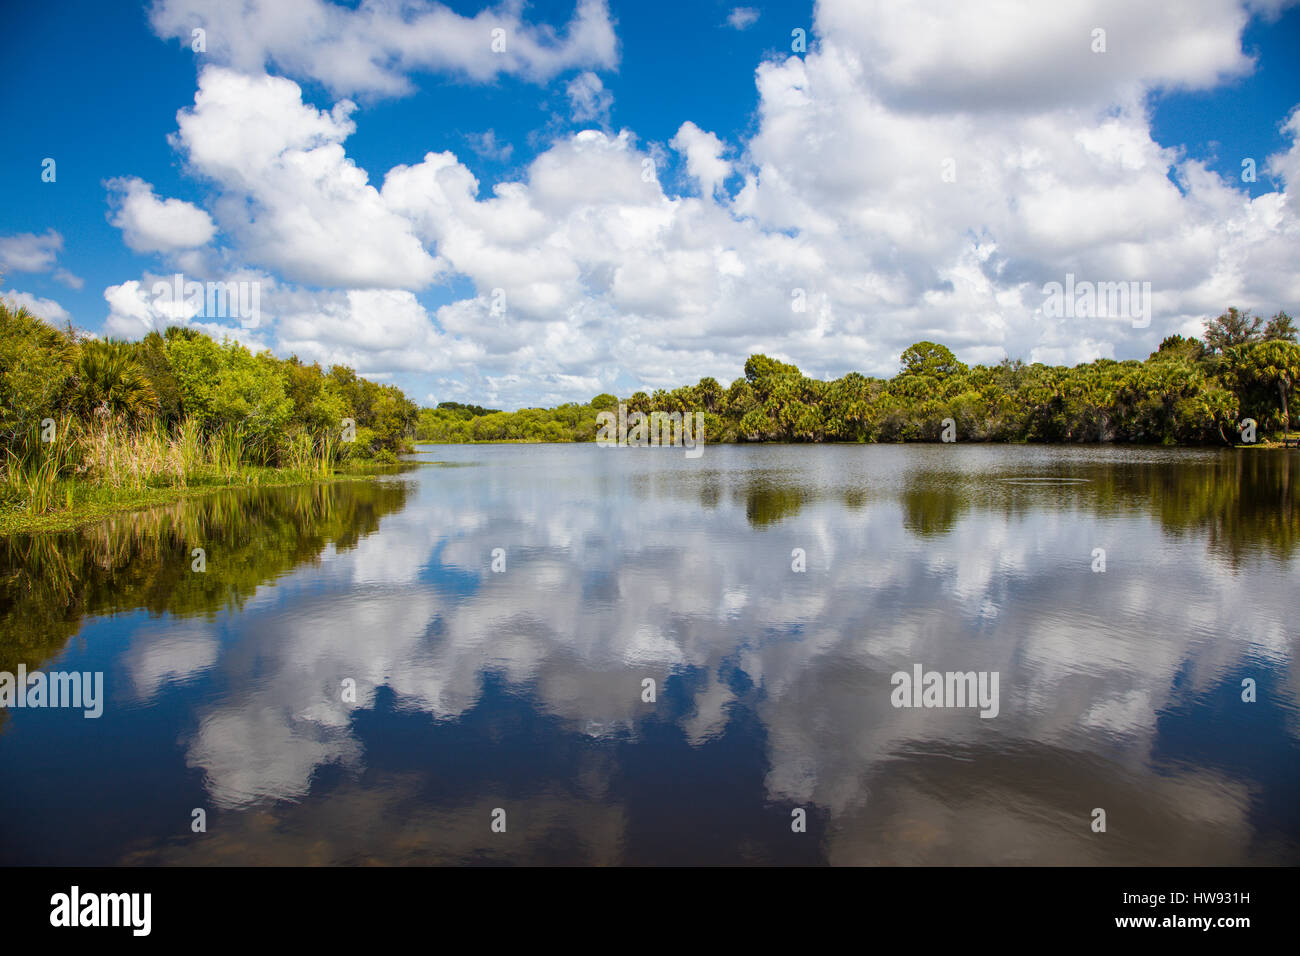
[2,0,1299,409]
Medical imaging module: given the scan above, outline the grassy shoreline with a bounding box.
[7,439,1290,536]
[0,461,413,535]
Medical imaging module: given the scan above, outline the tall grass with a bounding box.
[175,417,204,482]
[317,430,337,476]
[2,418,76,514]
[79,415,184,490]
[210,423,245,475]
[284,429,337,478]
[1,414,345,517]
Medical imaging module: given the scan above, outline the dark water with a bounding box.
[1,444,1296,865]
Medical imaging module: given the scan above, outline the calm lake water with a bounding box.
[1,444,1297,865]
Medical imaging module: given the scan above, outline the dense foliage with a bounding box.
[417,396,614,442]
[1,300,418,514]
[1,302,416,461]
[416,309,1298,446]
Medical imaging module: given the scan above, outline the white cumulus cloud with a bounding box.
[149,0,619,98]
[2,289,70,323]
[171,67,444,290]
[107,176,217,253]
[92,0,1300,408]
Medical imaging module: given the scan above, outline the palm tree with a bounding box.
[1228,341,1300,441]
[71,339,157,423]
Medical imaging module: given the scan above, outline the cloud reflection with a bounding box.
[159,445,1298,863]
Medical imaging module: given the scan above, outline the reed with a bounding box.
[2,418,77,515]
[2,413,354,518]
[77,415,184,490]
[209,423,245,474]
[174,417,204,483]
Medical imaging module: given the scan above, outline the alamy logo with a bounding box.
[596,404,704,458]
[50,886,151,936]
[149,273,261,329]
[890,664,1000,718]
[1042,273,1151,328]
[0,666,103,718]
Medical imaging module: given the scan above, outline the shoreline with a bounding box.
[0,462,415,536]
[7,440,1292,535]
[412,438,1298,448]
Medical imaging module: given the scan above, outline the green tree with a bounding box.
[1203,307,1263,353]
[1152,334,1207,362]
[694,377,724,413]
[825,372,876,441]
[0,298,73,450]
[1263,310,1297,343]
[70,339,158,423]
[743,353,801,389]
[724,378,756,417]
[281,355,347,434]
[163,332,293,462]
[1226,340,1300,436]
[133,331,184,425]
[899,341,966,380]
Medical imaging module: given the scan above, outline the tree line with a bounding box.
[416,308,1299,446]
[2,298,418,515]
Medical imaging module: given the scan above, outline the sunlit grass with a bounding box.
[0,413,405,533]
